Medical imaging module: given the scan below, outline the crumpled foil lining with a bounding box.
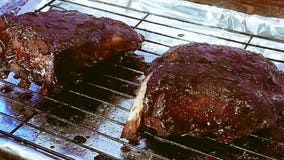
[0,136,55,160]
[0,0,29,15]
[124,0,284,41]
[0,0,52,16]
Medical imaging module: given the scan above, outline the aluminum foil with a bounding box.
[115,0,284,41]
[0,0,52,15]
[0,135,55,160]
[0,0,29,15]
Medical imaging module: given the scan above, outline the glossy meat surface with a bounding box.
[123,43,284,142]
[0,10,142,85]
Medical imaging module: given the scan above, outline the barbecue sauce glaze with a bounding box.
[0,10,142,87]
[123,43,284,142]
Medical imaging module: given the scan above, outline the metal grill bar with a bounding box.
[0,130,71,160]
[0,0,284,159]
[0,80,163,159]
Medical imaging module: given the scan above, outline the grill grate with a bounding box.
[0,0,284,159]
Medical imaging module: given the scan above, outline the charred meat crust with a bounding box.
[0,10,143,86]
[123,43,284,142]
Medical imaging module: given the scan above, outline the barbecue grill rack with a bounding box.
[0,0,284,159]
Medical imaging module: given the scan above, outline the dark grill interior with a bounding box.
[0,0,284,159]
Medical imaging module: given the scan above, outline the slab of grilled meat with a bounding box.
[0,10,142,87]
[122,43,284,142]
